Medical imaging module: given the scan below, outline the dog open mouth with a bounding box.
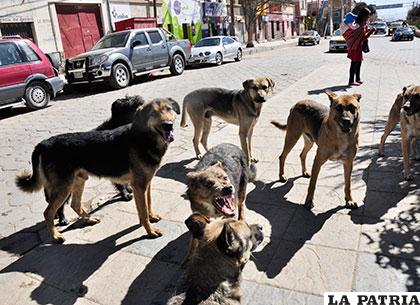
[159,121,175,143]
[255,96,266,103]
[213,194,235,216]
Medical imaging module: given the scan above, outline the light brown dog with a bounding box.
[180,77,275,164]
[379,85,420,178]
[16,98,180,243]
[272,90,361,209]
[167,213,264,305]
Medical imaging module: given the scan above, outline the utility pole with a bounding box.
[329,0,334,36]
[153,0,157,19]
[230,0,236,36]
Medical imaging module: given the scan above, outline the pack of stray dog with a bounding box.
[15,77,420,304]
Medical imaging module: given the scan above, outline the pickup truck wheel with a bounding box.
[234,49,242,62]
[109,63,130,89]
[24,81,50,109]
[170,54,185,75]
[215,52,223,65]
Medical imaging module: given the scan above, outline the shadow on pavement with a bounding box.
[156,158,196,186]
[0,104,47,120]
[307,85,349,95]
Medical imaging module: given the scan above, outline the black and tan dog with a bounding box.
[272,90,361,209]
[167,213,263,305]
[16,98,180,243]
[56,95,145,226]
[180,77,275,164]
[186,143,256,221]
[378,85,420,180]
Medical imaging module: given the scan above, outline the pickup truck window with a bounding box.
[147,31,163,44]
[0,42,24,66]
[133,32,149,46]
[92,32,130,50]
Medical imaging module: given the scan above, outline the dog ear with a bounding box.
[217,222,243,258]
[352,93,362,102]
[242,79,254,90]
[325,90,337,105]
[266,77,276,90]
[185,213,210,239]
[166,98,180,114]
[186,171,199,182]
[211,161,223,169]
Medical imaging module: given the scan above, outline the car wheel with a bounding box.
[215,52,223,66]
[234,49,242,62]
[109,63,130,89]
[170,54,185,75]
[317,40,320,44]
[24,81,50,109]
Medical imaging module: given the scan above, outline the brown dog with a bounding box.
[16,98,180,243]
[379,85,420,176]
[167,213,264,305]
[180,77,275,164]
[272,90,361,209]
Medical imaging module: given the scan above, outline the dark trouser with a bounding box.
[349,61,362,83]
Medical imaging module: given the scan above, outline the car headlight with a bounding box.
[204,51,211,56]
[91,54,108,66]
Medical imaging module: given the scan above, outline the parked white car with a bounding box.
[188,36,242,66]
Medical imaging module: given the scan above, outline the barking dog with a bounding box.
[167,213,263,305]
[56,95,145,226]
[16,98,180,243]
[186,143,256,221]
[272,90,361,209]
[180,77,275,164]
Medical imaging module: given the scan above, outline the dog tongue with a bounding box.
[164,131,174,143]
[215,195,235,216]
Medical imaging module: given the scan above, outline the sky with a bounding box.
[362,0,419,21]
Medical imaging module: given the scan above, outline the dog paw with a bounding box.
[121,193,133,201]
[83,216,101,225]
[58,218,70,226]
[52,233,66,244]
[304,201,314,210]
[149,213,162,223]
[196,154,203,160]
[279,175,288,183]
[147,227,163,238]
[126,185,133,193]
[250,157,259,163]
[346,201,358,209]
[404,174,414,181]
[302,172,311,178]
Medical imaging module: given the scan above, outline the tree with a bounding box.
[240,0,292,48]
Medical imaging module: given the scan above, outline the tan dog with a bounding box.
[180,77,275,164]
[272,90,361,209]
[168,213,264,305]
[379,85,420,176]
[16,98,180,243]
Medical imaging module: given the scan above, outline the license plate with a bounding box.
[73,72,83,79]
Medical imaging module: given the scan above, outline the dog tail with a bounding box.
[180,100,188,128]
[15,145,43,193]
[248,162,257,182]
[270,120,287,131]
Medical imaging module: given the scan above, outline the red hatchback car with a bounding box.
[0,37,64,109]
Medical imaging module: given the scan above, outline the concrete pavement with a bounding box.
[0,37,419,304]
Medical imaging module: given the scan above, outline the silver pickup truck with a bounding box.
[65,28,191,89]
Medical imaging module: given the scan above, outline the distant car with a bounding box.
[0,36,64,110]
[392,27,414,41]
[65,28,191,89]
[188,36,242,66]
[298,30,321,46]
[388,21,404,35]
[329,30,347,52]
[369,21,388,35]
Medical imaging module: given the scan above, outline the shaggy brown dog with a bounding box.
[16,98,180,243]
[272,90,361,209]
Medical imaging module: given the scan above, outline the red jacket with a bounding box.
[344,25,374,61]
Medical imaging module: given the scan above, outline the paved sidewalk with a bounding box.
[0,50,419,304]
[242,38,299,55]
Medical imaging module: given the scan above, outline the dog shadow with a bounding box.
[156,158,196,186]
[246,179,345,279]
[307,85,349,95]
[0,225,144,305]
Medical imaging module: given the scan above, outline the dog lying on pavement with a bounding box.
[16,98,180,243]
[378,85,420,180]
[167,213,263,305]
[271,90,361,209]
[56,95,145,226]
[180,77,275,164]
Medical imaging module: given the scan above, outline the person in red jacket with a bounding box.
[344,7,375,86]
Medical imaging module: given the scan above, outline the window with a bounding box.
[133,32,149,46]
[224,37,235,44]
[19,42,40,61]
[147,31,163,44]
[0,42,24,66]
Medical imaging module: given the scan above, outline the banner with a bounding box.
[110,3,131,24]
[203,2,227,17]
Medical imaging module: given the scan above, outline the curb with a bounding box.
[242,39,298,56]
